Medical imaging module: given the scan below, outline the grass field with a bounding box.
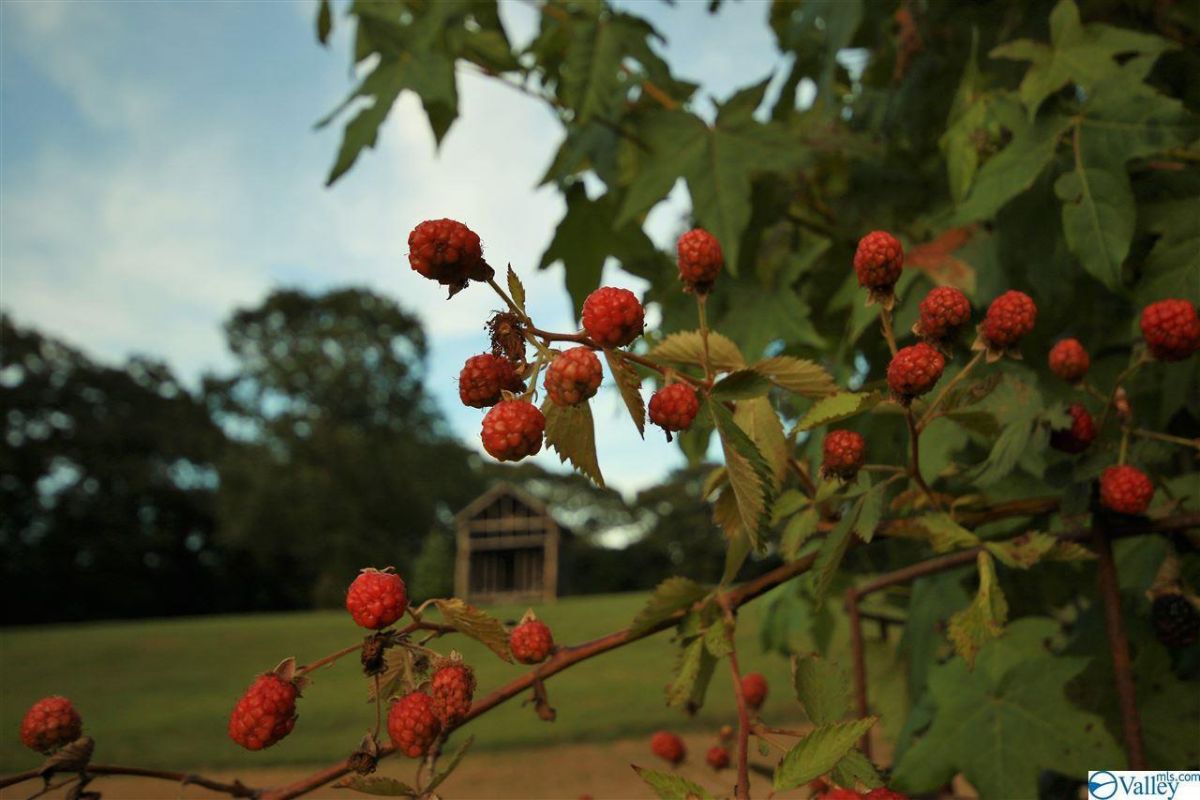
[1,592,814,773]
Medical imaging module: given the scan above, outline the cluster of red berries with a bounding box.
[389,661,478,758]
[19,696,82,754]
[647,674,767,773]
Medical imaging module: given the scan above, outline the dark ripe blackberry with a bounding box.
[1151,594,1200,649]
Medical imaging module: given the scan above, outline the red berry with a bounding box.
[407,219,491,292]
[345,568,408,630]
[581,287,644,348]
[430,663,475,727]
[864,789,910,800]
[1048,338,1090,382]
[228,674,299,751]
[510,619,554,664]
[1140,299,1200,361]
[1050,403,1096,454]
[741,672,768,711]
[917,286,971,341]
[677,228,724,289]
[481,400,545,462]
[648,383,700,433]
[706,745,730,770]
[544,347,603,406]
[887,343,945,401]
[1099,465,1154,515]
[854,231,904,291]
[650,730,686,765]
[387,691,441,758]
[19,696,82,754]
[981,290,1037,348]
[823,789,864,800]
[822,430,866,480]
[459,354,522,408]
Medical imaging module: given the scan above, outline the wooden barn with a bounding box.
[453,483,560,604]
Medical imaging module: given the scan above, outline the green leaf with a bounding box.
[424,736,473,794]
[915,513,981,553]
[947,552,1008,667]
[792,654,849,725]
[333,776,417,797]
[506,266,526,315]
[631,766,714,800]
[703,619,734,658]
[830,750,883,791]
[707,397,775,544]
[1138,195,1200,306]
[666,636,717,710]
[892,619,1123,798]
[630,577,709,637]
[1055,166,1134,292]
[711,370,772,401]
[751,356,837,398]
[316,0,333,45]
[989,0,1173,117]
[809,500,856,602]
[733,397,789,487]
[603,350,645,437]
[851,479,885,544]
[542,399,604,487]
[795,392,876,432]
[432,599,512,662]
[774,718,878,791]
[781,507,820,561]
[539,184,662,314]
[985,531,1060,569]
[618,108,807,271]
[969,419,1033,486]
[650,330,746,372]
[952,114,1073,223]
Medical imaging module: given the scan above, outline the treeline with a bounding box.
[1,288,754,625]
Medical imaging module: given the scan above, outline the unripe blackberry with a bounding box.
[581,287,644,348]
[510,618,554,664]
[1050,403,1096,454]
[459,354,522,408]
[916,286,971,342]
[822,430,866,480]
[886,343,945,401]
[407,219,491,293]
[1098,465,1154,516]
[481,400,545,462]
[387,692,441,758]
[706,745,730,770]
[345,568,408,630]
[741,672,768,711]
[1140,299,1200,361]
[648,383,700,434]
[544,347,602,406]
[430,663,475,726]
[1151,594,1200,649]
[981,290,1037,349]
[650,730,685,765]
[677,228,724,291]
[228,674,299,751]
[1048,338,1089,382]
[853,231,904,293]
[19,696,82,754]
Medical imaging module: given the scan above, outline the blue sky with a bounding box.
[1,0,781,493]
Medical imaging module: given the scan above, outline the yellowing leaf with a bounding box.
[751,355,837,398]
[432,599,512,663]
[947,552,1008,667]
[650,330,745,372]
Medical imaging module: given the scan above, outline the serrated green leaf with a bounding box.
[432,599,512,663]
[631,766,714,800]
[424,735,473,794]
[708,397,774,544]
[704,619,733,658]
[506,266,526,314]
[711,369,772,400]
[1138,195,1200,306]
[781,507,820,561]
[667,636,716,710]
[603,350,645,437]
[915,513,981,553]
[830,750,884,791]
[774,718,878,790]
[334,776,417,797]
[630,577,709,637]
[751,356,837,398]
[986,531,1059,569]
[852,479,885,544]
[1055,166,1134,292]
[810,504,855,603]
[947,552,1008,668]
[650,330,745,372]
[793,654,849,725]
[970,419,1034,486]
[796,392,876,432]
[734,397,789,487]
[542,399,604,487]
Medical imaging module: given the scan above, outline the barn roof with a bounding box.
[453,481,552,524]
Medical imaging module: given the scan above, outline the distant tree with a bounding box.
[204,288,482,606]
[409,530,455,601]
[0,315,232,623]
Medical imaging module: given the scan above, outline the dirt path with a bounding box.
[1,733,822,799]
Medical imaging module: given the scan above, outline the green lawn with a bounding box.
[1,592,811,772]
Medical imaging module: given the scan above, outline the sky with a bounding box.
[0,0,782,494]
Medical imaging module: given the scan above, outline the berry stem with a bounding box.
[526,324,712,390]
[1098,350,1149,433]
[296,642,364,677]
[1118,428,1131,465]
[905,409,942,511]
[373,675,382,739]
[918,350,982,430]
[861,464,905,474]
[749,725,789,752]
[716,594,752,800]
[697,293,714,383]
[1132,428,1200,451]
[879,305,899,357]
[787,457,818,498]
